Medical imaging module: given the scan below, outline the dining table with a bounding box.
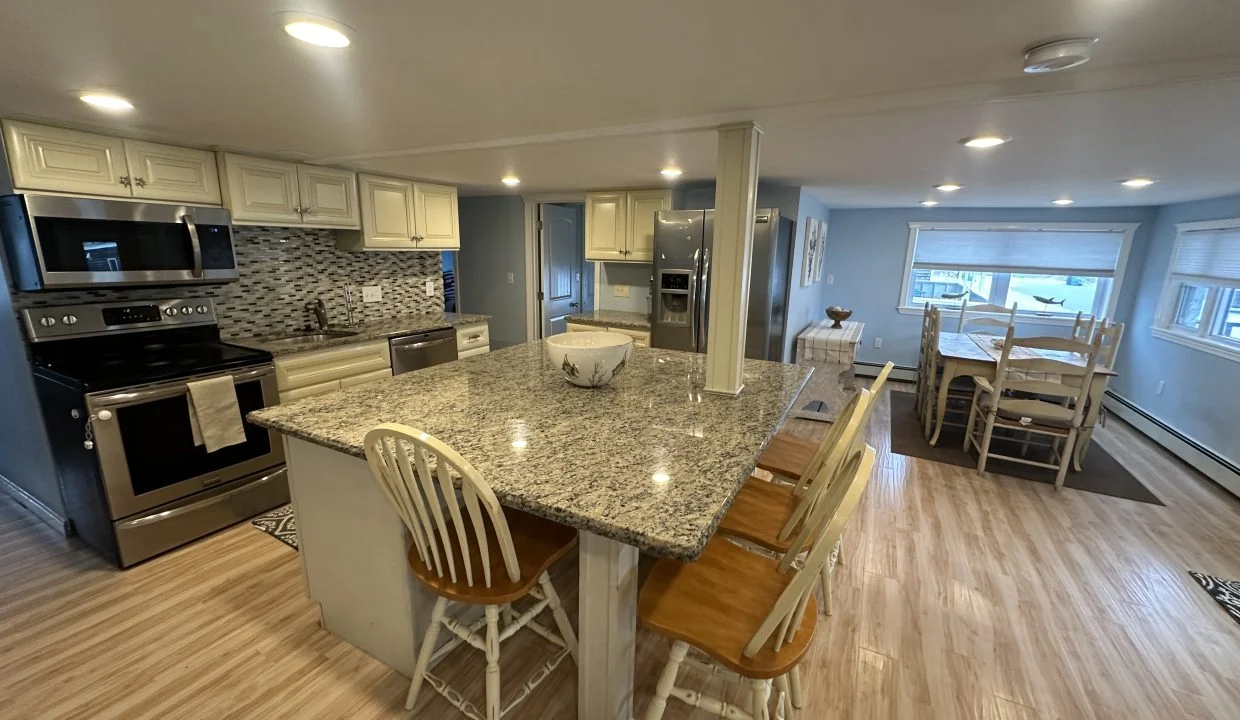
[928,332,1117,469]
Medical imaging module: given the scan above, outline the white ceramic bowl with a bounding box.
[545,331,634,387]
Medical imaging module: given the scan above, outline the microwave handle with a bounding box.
[182,213,203,278]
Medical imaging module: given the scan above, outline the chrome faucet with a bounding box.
[306,298,329,330]
[343,285,358,327]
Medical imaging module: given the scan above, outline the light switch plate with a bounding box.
[507,272,515,284]
[826,274,834,285]
[361,285,382,303]
[613,284,630,298]
[425,280,436,297]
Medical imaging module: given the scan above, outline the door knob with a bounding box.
[569,302,580,308]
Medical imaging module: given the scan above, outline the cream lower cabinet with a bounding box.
[220,153,360,229]
[275,340,393,403]
[565,322,650,347]
[585,189,672,262]
[456,322,490,357]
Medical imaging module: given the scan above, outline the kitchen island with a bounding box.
[248,341,811,719]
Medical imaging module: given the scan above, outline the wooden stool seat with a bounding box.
[639,537,817,680]
[408,508,578,605]
[716,478,799,554]
[756,433,818,480]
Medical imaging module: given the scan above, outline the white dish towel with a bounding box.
[186,376,247,453]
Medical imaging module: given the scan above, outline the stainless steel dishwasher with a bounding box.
[390,327,458,375]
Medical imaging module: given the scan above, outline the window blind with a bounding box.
[912,229,1125,276]
[1170,226,1240,288]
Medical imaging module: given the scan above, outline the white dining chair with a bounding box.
[363,424,579,720]
[919,307,972,438]
[1071,312,1096,343]
[958,299,1017,335]
[1094,320,1125,369]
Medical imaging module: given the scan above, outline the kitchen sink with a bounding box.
[264,330,359,347]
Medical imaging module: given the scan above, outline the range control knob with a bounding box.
[196,305,208,314]
[39,315,57,327]
[164,307,177,317]
[61,314,78,326]
[180,307,193,316]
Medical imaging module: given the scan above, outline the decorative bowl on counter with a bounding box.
[545,332,633,388]
[825,306,853,329]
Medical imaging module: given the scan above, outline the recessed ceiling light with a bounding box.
[659,167,683,178]
[279,13,352,47]
[1052,198,1075,206]
[961,135,1008,149]
[1121,177,1156,188]
[501,176,521,187]
[934,183,963,192]
[921,200,940,207]
[79,93,133,111]
[1023,38,1098,74]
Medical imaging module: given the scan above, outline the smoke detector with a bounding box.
[1023,38,1097,74]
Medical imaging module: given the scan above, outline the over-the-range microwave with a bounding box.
[0,193,239,291]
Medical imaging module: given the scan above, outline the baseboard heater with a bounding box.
[853,361,917,383]
[1103,391,1240,499]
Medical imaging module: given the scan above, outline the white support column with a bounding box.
[705,121,762,395]
[578,531,640,720]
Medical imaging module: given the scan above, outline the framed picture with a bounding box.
[801,220,821,287]
[812,220,828,282]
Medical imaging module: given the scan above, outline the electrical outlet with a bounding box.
[826,274,834,285]
[873,337,883,348]
[613,284,630,298]
[507,272,514,284]
[361,285,382,303]
[425,280,435,297]
[1156,380,1165,395]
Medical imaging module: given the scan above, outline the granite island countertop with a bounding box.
[248,342,811,560]
[226,312,489,356]
[565,309,651,331]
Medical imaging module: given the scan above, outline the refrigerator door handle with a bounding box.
[688,249,700,351]
[697,247,711,351]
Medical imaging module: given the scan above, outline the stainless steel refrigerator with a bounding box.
[650,209,794,361]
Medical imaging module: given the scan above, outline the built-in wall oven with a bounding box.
[0,193,238,290]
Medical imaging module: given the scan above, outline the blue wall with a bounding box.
[457,196,529,348]
[823,206,1157,368]
[1110,193,1240,469]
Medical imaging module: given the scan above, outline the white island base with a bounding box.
[284,436,640,720]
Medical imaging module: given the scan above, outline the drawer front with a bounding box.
[565,322,600,333]
[280,379,342,403]
[455,322,490,351]
[608,326,650,347]
[275,340,392,391]
[340,367,393,388]
[458,345,490,359]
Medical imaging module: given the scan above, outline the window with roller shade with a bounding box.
[900,222,1136,319]
[1154,219,1240,361]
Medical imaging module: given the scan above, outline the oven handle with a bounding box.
[115,467,287,530]
[182,213,203,278]
[88,366,275,409]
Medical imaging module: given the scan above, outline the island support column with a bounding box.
[705,121,762,395]
[578,531,640,720]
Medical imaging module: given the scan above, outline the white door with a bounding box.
[413,182,459,249]
[124,140,221,204]
[221,153,302,224]
[541,203,583,337]
[2,120,130,197]
[626,189,671,263]
[297,166,359,229]
[584,192,627,261]
[359,174,415,249]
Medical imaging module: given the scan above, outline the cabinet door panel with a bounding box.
[358,174,416,249]
[625,190,671,263]
[297,166,359,228]
[413,182,459,249]
[125,140,221,204]
[222,154,302,223]
[585,192,627,261]
[3,120,130,197]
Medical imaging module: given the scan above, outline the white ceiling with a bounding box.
[1,0,1239,207]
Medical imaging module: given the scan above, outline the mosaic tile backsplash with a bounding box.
[13,227,446,338]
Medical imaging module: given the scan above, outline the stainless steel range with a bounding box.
[26,298,288,567]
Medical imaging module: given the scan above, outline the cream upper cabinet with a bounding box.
[220,153,302,224]
[3,120,130,197]
[297,165,359,228]
[585,192,628,261]
[124,140,221,204]
[625,189,671,262]
[585,189,671,262]
[353,173,416,250]
[413,182,460,250]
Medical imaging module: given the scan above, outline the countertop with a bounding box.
[565,310,651,331]
[226,312,489,357]
[248,342,811,560]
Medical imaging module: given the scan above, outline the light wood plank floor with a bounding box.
[3,385,1240,719]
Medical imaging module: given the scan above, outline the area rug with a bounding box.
[792,361,854,423]
[1189,572,1240,626]
[888,391,1163,505]
[251,504,298,550]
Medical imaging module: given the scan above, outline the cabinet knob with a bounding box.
[302,207,312,215]
[293,205,303,214]
[119,175,132,187]
[133,177,146,187]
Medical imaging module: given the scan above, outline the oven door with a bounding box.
[86,365,284,519]
[2,194,237,290]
